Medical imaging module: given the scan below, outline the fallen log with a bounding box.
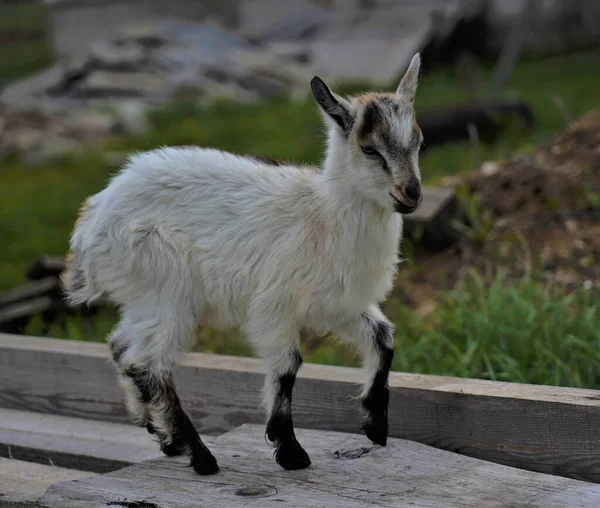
[419,100,534,149]
[0,277,60,309]
[0,296,55,334]
[26,255,66,281]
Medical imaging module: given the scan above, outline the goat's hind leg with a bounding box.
[110,333,181,455]
[109,330,152,432]
[126,367,218,474]
[109,313,219,475]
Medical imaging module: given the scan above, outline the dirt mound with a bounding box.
[397,108,600,314]
[462,108,600,217]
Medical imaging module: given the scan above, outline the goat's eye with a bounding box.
[361,145,378,156]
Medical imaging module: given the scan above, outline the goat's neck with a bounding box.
[317,133,397,248]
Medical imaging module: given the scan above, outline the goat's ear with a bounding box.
[396,53,421,105]
[310,76,354,135]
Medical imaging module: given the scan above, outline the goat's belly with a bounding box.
[301,273,394,332]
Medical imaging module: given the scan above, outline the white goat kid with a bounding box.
[62,54,424,475]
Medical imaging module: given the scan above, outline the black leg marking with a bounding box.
[361,318,394,446]
[124,368,219,474]
[266,350,311,470]
[160,382,219,474]
[109,342,127,364]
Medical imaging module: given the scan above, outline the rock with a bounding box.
[66,111,121,136]
[307,2,437,86]
[12,128,44,151]
[565,219,578,234]
[158,19,250,53]
[151,20,251,74]
[481,161,500,176]
[223,48,312,94]
[238,0,329,42]
[62,55,91,80]
[0,66,65,108]
[153,43,226,72]
[202,78,261,104]
[20,136,80,166]
[78,71,167,98]
[114,100,150,135]
[119,22,167,48]
[90,40,146,70]
[262,41,311,63]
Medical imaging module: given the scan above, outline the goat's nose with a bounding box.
[405,181,421,201]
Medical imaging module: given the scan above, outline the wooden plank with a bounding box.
[0,279,59,309]
[0,408,182,473]
[26,257,66,281]
[0,458,92,508]
[0,298,53,324]
[402,186,461,250]
[39,424,600,508]
[404,186,455,224]
[1,334,600,483]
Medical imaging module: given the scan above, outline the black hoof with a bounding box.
[274,438,311,470]
[161,441,182,457]
[191,450,220,475]
[363,414,388,446]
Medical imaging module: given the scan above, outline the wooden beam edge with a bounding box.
[2,333,599,407]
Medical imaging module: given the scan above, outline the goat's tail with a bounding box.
[60,250,99,307]
[60,198,104,307]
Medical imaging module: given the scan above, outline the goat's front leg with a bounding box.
[247,315,311,470]
[335,305,394,446]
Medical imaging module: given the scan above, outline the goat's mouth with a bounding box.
[390,193,420,214]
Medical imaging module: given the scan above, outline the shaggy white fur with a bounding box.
[62,53,424,474]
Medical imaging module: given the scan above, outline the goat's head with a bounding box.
[311,53,423,214]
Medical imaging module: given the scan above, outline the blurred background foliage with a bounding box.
[1,0,599,388]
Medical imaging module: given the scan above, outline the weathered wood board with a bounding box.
[2,334,600,484]
[0,408,184,473]
[0,458,92,508]
[40,424,600,508]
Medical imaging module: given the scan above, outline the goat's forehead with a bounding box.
[356,95,417,149]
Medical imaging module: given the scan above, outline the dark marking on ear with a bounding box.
[311,76,354,135]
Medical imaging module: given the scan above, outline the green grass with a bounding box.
[2,4,600,387]
[0,3,53,83]
[389,270,600,388]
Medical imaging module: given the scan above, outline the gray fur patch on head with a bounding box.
[357,96,422,161]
